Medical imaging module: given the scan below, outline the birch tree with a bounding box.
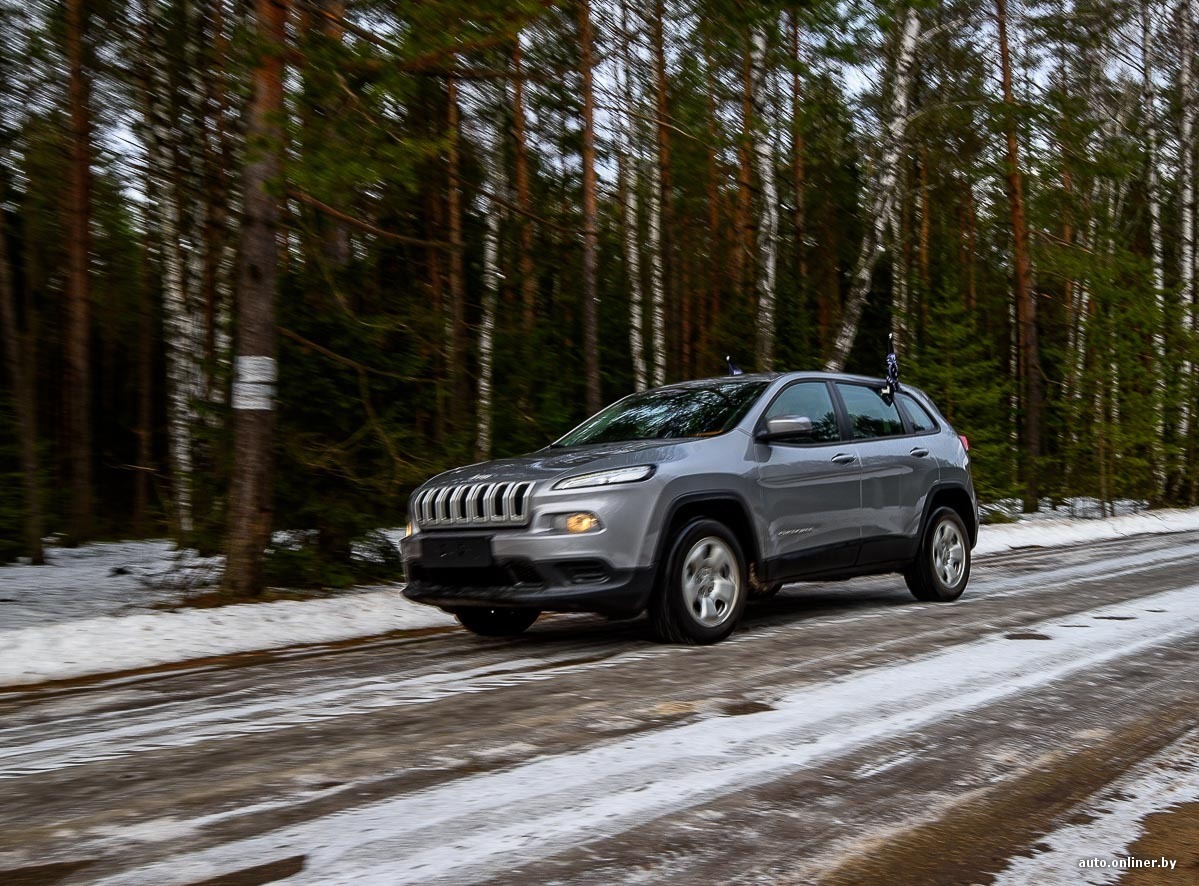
[1143,0,1168,496]
[750,24,779,369]
[619,1,648,391]
[1178,0,1198,485]
[476,95,507,459]
[824,5,921,372]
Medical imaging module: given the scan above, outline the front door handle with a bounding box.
[831,453,856,465]
[910,447,930,458]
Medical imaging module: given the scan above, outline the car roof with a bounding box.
[659,371,934,401]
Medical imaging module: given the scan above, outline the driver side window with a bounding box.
[765,382,840,443]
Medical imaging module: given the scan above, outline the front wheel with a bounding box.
[904,507,971,602]
[454,607,540,637]
[649,518,748,644]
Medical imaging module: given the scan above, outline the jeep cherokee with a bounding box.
[401,372,978,644]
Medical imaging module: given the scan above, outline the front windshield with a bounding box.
[553,381,769,447]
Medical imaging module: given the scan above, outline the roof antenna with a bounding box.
[726,355,743,376]
[881,333,901,399]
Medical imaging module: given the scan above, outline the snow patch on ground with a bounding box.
[0,540,221,630]
[0,587,455,686]
[976,507,1199,556]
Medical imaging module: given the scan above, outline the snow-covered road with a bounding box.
[1,530,1198,884]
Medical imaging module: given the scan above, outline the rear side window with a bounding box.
[764,382,840,443]
[899,393,938,433]
[836,384,905,439]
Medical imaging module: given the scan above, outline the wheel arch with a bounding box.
[655,492,762,577]
[923,483,978,548]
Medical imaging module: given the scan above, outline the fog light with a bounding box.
[556,512,601,533]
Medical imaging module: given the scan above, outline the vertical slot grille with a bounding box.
[411,481,534,528]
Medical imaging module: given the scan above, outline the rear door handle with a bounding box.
[831,453,856,465]
[910,447,930,458]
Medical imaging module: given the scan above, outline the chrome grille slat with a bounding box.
[448,485,467,524]
[412,481,534,529]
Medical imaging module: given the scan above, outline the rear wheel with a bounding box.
[904,507,970,602]
[454,607,541,637]
[649,518,747,644]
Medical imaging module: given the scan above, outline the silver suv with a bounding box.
[401,372,978,644]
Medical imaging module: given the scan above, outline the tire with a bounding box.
[454,607,541,637]
[649,518,748,644]
[904,507,971,602]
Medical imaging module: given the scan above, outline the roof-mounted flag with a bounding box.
[882,334,901,399]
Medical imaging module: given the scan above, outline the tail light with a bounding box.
[959,434,970,452]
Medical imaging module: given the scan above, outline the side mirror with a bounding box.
[759,415,814,442]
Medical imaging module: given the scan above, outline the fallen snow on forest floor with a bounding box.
[0,587,455,687]
[975,507,1199,556]
[2,506,1199,688]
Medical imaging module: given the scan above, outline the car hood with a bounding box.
[420,439,688,489]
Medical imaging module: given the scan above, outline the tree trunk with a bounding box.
[790,14,808,330]
[619,1,647,391]
[1142,0,1168,499]
[1178,0,1198,495]
[824,6,921,371]
[733,44,754,313]
[750,26,778,369]
[445,76,468,431]
[477,110,507,459]
[223,0,288,597]
[996,0,1043,512]
[650,0,674,379]
[578,0,602,413]
[0,208,44,563]
[512,38,537,339]
[64,0,93,544]
[702,33,723,374]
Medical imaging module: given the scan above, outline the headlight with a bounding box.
[405,521,418,537]
[552,465,655,491]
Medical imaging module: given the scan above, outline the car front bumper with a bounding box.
[401,544,656,617]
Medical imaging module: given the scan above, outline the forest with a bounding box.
[0,0,1196,592]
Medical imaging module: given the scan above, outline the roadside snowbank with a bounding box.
[975,507,1199,556]
[3,506,1199,688]
[0,587,455,687]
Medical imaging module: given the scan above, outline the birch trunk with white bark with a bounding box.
[1178,0,1197,469]
[750,25,779,369]
[1143,1,1167,496]
[619,1,647,391]
[476,108,506,459]
[646,98,667,387]
[825,6,921,372]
